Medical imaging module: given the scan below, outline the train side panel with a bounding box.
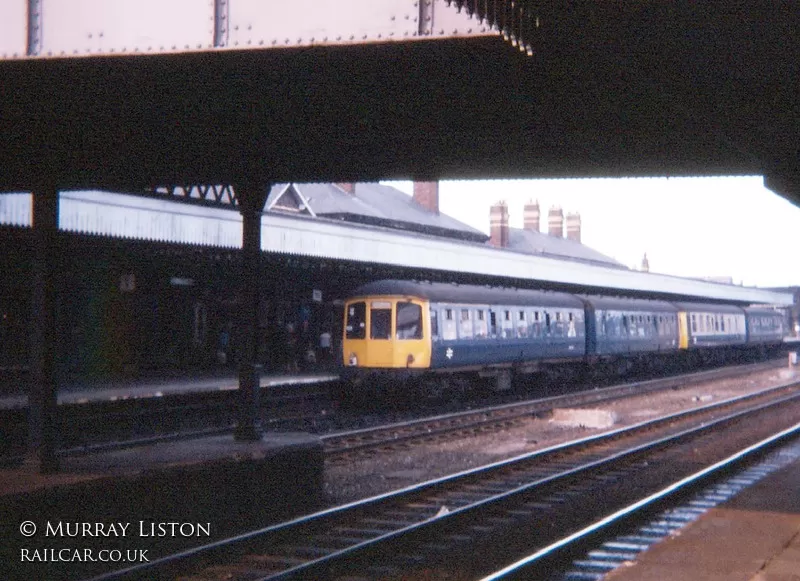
[429,302,585,370]
[581,296,679,356]
[744,308,785,345]
[672,303,746,349]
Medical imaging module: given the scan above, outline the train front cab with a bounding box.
[341,295,431,380]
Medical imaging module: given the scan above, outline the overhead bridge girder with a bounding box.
[0,0,496,60]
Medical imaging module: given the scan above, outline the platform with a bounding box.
[606,454,800,581]
[0,370,338,409]
[1,432,323,581]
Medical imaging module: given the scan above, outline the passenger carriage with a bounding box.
[341,280,585,391]
[743,307,786,359]
[582,296,680,356]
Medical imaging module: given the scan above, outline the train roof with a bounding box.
[580,296,679,312]
[670,302,746,314]
[349,280,585,308]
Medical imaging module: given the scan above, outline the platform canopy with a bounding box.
[0,1,798,205]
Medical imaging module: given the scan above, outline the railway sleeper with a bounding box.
[332,526,399,537]
[281,544,336,558]
[240,553,309,567]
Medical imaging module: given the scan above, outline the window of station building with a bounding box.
[545,312,551,335]
[460,308,473,339]
[691,313,697,333]
[489,310,497,337]
[396,302,422,340]
[430,309,439,339]
[714,316,719,332]
[720,317,725,332]
[370,303,392,340]
[345,302,366,339]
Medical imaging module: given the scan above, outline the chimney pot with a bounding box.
[566,212,581,243]
[489,201,510,248]
[548,206,564,238]
[412,181,439,214]
[523,199,540,232]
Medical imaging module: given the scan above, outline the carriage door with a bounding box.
[678,312,689,349]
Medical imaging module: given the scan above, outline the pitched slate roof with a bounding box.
[266,182,487,242]
[506,227,626,269]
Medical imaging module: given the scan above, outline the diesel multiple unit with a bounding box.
[341,280,784,390]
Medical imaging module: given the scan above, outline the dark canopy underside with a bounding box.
[1,2,797,204]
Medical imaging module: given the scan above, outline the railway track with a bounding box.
[0,381,335,465]
[1,361,778,466]
[485,428,800,580]
[321,360,783,459]
[86,376,800,581]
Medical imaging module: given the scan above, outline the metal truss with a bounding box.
[144,185,239,208]
[447,0,540,55]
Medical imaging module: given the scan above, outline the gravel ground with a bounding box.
[323,366,799,505]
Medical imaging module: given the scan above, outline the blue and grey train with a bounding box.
[341,280,785,391]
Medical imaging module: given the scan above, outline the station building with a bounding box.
[0,183,790,385]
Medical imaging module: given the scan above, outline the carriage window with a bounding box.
[345,302,367,339]
[442,307,457,340]
[430,309,439,339]
[502,309,514,338]
[396,302,422,340]
[517,311,528,337]
[370,305,391,340]
[460,309,473,339]
[475,310,488,338]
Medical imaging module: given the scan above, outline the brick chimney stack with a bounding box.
[489,201,509,248]
[548,206,564,237]
[641,253,650,273]
[523,199,540,232]
[566,212,581,242]
[412,181,439,214]
[336,183,355,194]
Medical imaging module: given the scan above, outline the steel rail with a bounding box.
[321,360,782,456]
[481,423,800,580]
[84,377,800,581]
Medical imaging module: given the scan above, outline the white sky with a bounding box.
[383,176,799,288]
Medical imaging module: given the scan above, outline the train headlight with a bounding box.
[348,353,358,366]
